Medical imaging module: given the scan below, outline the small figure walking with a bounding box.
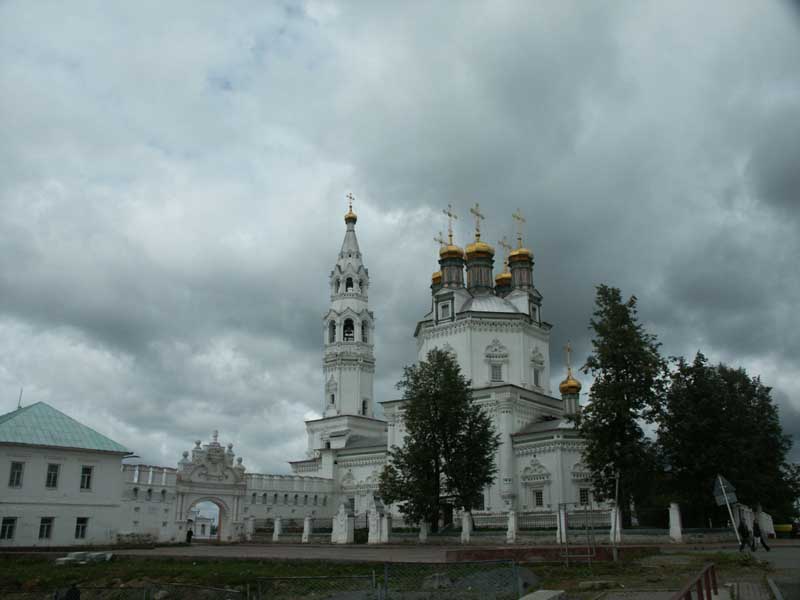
[185,528,193,544]
[738,515,751,552]
[753,515,770,552]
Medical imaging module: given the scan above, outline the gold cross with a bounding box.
[346,192,355,212]
[469,203,485,240]
[498,236,512,269]
[564,341,573,370]
[442,204,458,244]
[434,231,446,247]
[512,209,526,247]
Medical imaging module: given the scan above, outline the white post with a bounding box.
[345,514,354,544]
[380,514,392,543]
[245,516,255,542]
[506,510,517,544]
[669,503,683,543]
[609,506,622,544]
[461,511,472,544]
[272,516,282,542]
[419,522,428,543]
[302,516,312,543]
[556,506,568,544]
[368,510,382,544]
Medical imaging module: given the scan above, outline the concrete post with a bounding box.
[302,516,312,543]
[669,503,683,543]
[272,516,282,542]
[506,510,517,544]
[380,514,392,543]
[419,522,428,543]
[556,506,567,544]
[461,511,472,544]
[609,506,622,544]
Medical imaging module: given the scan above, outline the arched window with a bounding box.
[314,495,318,506]
[343,319,354,341]
[323,496,327,506]
[304,494,308,505]
[362,399,368,415]
[146,488,152,501]
[252,493,257,504]
[283,493,288,504]
[345,277,354,292]
[293,494,299,505]
[361,321,368,343]
[133,487,139,500]
[274,493,278,504]
[161,489,166,502]
[329,394,335,405]
[328,321,336,343]
[262,493,267,504]
[334,278,340,293]
[358,279,364,292]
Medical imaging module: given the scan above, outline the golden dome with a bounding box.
[559,368,582,395]
[431,271,443,283]
[509,246,533,262]
[439,244,465,260]
[465,240,495,258]
[344,208,357,224]
[495,271,512,285]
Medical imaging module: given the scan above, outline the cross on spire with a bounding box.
[564,341,573,373]
[512,208,526,248]
[469,203,485,241]
[434,231,446,247]
[498,236,512,270]
[442,204,458,244]
[346,192,355,212]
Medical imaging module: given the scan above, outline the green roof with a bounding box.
[0,402,130,454]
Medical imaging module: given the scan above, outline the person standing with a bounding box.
[186,528,193,544]
[753,515,770,552]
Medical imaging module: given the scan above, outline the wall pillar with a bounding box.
[669,503,683,543]
[461,511,472,544]
[302,516,312,543]
[506,510,517,544]
[272,516,282,542]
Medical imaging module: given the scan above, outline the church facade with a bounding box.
[0,201,592,547]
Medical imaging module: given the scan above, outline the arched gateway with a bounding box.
[174,431,248,542]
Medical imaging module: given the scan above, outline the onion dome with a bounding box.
[508,245,533,262]
[344,207,357,224]
[495,270,512,286]
[465,239,495,260]
[431,271,443,285]
[439,243,465,260]
[559,367,582,395]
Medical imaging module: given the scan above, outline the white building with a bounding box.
[0,201,592,547]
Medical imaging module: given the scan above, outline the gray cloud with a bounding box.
[0,0,798,471]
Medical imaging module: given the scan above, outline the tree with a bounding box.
[658,353,800,523]
[580,285,668,524]
[378,348,500,530]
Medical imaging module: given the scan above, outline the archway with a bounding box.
[187,500,222,541]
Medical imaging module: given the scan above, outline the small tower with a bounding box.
[495,237,513,297]
[322,195,375,418]
[508,209,534,291]
[559,342,582,415]
[465,203,495,294]
[438,206,465,289]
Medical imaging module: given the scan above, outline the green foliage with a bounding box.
[378,348,500,529]
[658,352,800,522]
[580,285,668,521]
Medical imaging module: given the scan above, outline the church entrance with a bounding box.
[187,499,223,542]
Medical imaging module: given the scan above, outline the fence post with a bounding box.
[302,515,312,543]
[380,513,392,543]
[556,506,567,544]
[460,511,472,544]
[272,516,282,542]
[669,502,683,543]
[506,509,517,544]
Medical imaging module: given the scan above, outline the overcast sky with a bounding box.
[1,1,799,471]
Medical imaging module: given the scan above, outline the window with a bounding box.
[283,494,288,504]
[1,517,17,540]
[80,466,93,490]
[533,368,541,387]
[201,524,206,535]
[345,277,353,292]
[46,464,60,489]
[304,494,308,505]
[146,489,152,501]
[330,394,335,405]
[579,488,590,505]
[161,490,167,502]
[491,364,503,382]
[439,303,450,319]
[273,493,278,504]
[314,495,318,506]
[534,490,544,507]
[39,517,54,539]
[325,441,331,449]
[343,319,354,341]
[132,487,139,499]
[8,461,24,488]
[361,321,368,342]
[75,517,88,539]
[362,399,368,415]
[252,493,257,505]
[334,278,340,293]
[322,496,327,506]
[294,494,299,505]
[328,321,336,343]
[262,493,267,505]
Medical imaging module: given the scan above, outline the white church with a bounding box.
[0,201,592,547]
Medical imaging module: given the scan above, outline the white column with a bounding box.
[461,511,472,544]
[380,514,392,543]
[302,516,312,543]
[272,516,282,542]
[556,506,567,544]
[161,468,167,485]
[506,510,517,544]
[148,467,154,485]
[669,503,683,543]
[133,465,140,483]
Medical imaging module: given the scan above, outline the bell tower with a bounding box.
[321,195,375,418]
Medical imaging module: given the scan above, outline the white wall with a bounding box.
[1,445,125,547]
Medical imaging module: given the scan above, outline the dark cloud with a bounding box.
[0,0,798,472]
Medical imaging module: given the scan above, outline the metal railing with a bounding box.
[670,563,718,600]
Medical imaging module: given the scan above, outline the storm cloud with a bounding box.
[1,0,799,470]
